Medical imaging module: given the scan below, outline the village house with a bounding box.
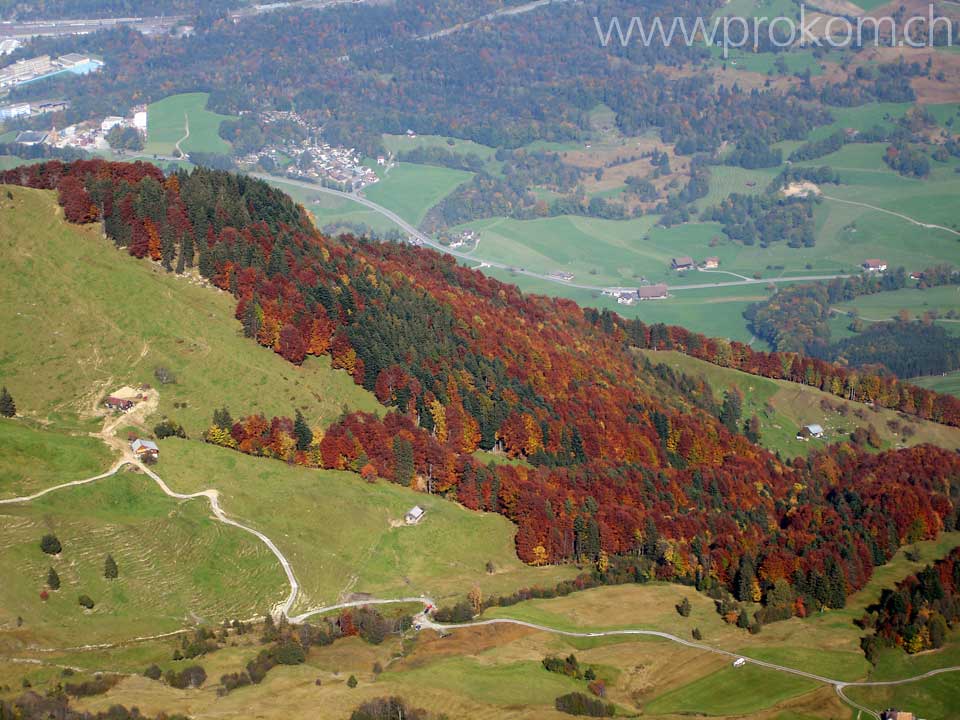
[405,505,426,525]
[671,256,694,271]
[131,438,159,459]
[863,259,888,273]
[703,257,720,269]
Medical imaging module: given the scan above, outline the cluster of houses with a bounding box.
[671,256,720,271]
[11,107,148,153]
[446,230,478,249]
[616,284,670,304]
[237,111,379,191]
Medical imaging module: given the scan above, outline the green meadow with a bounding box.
[362,162,473,226]
[155,438,577,614]
[145,92,235,157]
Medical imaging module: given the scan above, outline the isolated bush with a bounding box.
[47,567,60,590]
[104,554,118,579]
[676,597,691,617]
[78,595,95,609]
[347,674,358,688]
[154,418,187,439]
[144,664,162,681]
[40,534,62,555]
[154,366,177,385]
[165,665,206,689]
[275,640,306,665]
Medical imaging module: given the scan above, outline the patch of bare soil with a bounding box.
[396,623,535,668]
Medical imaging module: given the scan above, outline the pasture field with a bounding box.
[362,162,473,226]
[806,102,913,142]
[144,92,235,157]
[0,466,283,648]
[0,186,381,435]
[832,284,960,325]
[635,348,960,455]
[262,176,399,235]
[382,132,500,166]
[911,370,960,396]
[482,267,766,343]
[0,419,112,498]
[156,438,578,614]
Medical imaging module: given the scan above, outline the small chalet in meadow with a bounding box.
[104,396,134,412]
[863,259,888,273]
[405,505,425,525]
[797,424,825,440]
[671,256,694,271]
[131,438,159,459]
[703,257,720,269]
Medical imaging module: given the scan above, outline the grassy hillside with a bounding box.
[636,349,960,456]
[145,92,235,157]
[0,419,112,498]
[0,186,381,435]
[156,439,577,614]
[0,467,284,648]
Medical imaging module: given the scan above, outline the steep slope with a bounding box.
[0,185,381,435]
[3,160,960,619]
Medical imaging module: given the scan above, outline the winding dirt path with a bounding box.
[419,615,960,719]
[173,112,190,159]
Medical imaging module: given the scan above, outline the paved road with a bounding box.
[254,174,855,294]
[418,615,960,719]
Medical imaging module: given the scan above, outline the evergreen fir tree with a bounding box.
[0,386,15,417]
[293,410,313,451]
[47,567,60,590]
[392,436,414,486]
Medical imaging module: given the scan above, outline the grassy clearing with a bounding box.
[0,467,283,648]
[911,370,960,397]
[362,162,473,226]
[156,439,577,614]
[635,349,960,456]
[0,420,112,498]
[145,92,235,157]
[0,186,381,435]
[807,102,913,142]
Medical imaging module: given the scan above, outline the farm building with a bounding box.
[703,257,720,269]
[405,505,426,525]
[797,424,824,440]
[104,396,134,412]
[881,711,914,720]
[671,256,694,271]
[638,284,669,300]
[863,259,888,273]
[131,438,159,459]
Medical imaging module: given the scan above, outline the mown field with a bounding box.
[156,438,577,615]
[0,464,283,648]
[636,348,960,456]
[0,186,381,436]
[144,92,235,157]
